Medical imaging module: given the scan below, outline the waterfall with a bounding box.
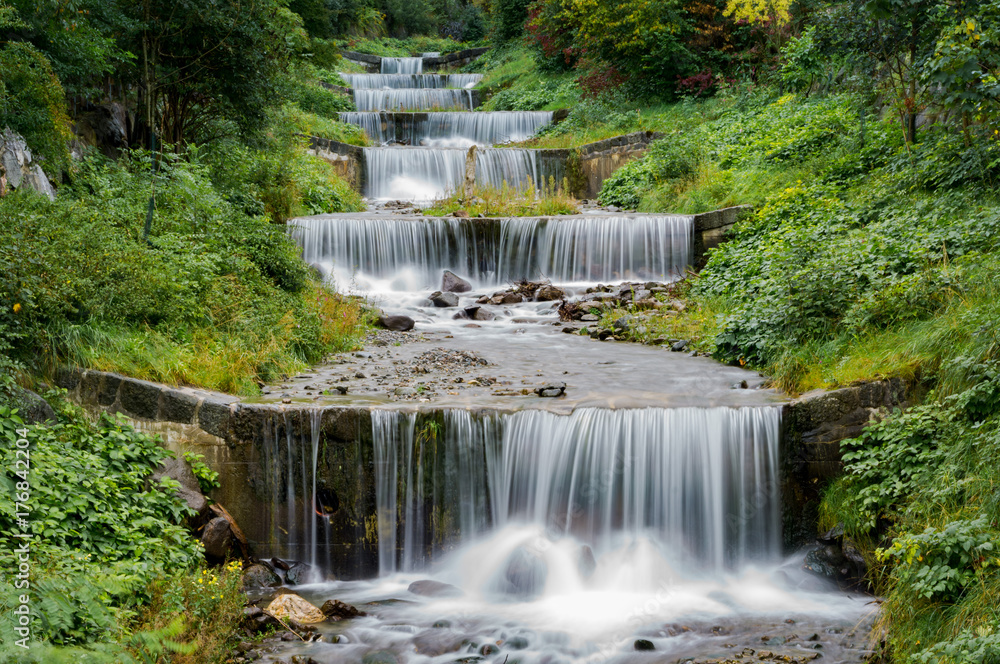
[371,407,782,576]
[342,111,552,147]
[381,57,423,74]
[293,214,693,287]
[296,215,694,285]
[360,147,555,200]
[353,89,475,111]
[341,73,482,89]
[258,409,330,576]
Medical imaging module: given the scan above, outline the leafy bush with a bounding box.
[598,137,701,208]
[482,78,577,110]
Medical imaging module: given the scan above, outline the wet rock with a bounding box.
[266,593,326,624]
[492,292,523,305]
[479,644,500,656]
[414,629,465,656]
[671,340,689,352]
[430,291,460,307]
[271,557,291,571]
[242,606,282,633]
[577,545,597,578]
[442,270,472,293]
[320,599,365,620]
[535,284,565,301]
[580,314,600,322]
[468,306,495,322]
[433,619,452,628]
[497,546,547,600]
[505,636,529,650]
[201,516,235,560]
[394,387,417,396]
[362,650,399,664]
[285,562,312,585]
[377,315,415,331]
[408,579,463,597]
[634,639,655,651]
[242,563,281,589]
[732,380,749,389]
[534,382,566,398]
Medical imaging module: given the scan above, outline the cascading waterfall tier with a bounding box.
[380,57,423,74]
[341,73,482,89]
[340,111,552,147]
[353,89,476,111]
[257,409,330,577]
[360,147,558,200]
[372,407,782,576]
[292,214,693,287]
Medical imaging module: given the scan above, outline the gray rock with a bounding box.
[414,629,465,656]
[430,291,460,307]
[377,315,415,331]
[497,546,547,600]
[534,382,566,398]
[150,456,209,518]
[394,387,417,396]
[535,284,565,301]
[0,129,56,200]
[285,562,312,585]
[671,340,689,352]
[320,599,365,620]
[198,399,232,438]
[580,314,600,322]
[442,270,472,293]
[6,387,56,424]
[201,516,234,559]
[613,316,636,333]
[634,639,655,651]
[408,579,463,597]
[242,563,282,590]
[491,292,523,305]
[467,306,495,322]
[97,373,123,406]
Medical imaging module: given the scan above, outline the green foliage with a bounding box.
[779,26,824,93]
[491,0,532,44]
[0,144,366,394]
[182,453,220,494]
[598,136,700,208]
[0,41,73,176]
[482,78,577,110]
[878,518,996,601]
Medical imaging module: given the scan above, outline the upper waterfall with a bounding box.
[380,56,423,74]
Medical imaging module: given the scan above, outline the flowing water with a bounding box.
[340,111,552,147]
[253,55,875,664]
[354,89,476,112]
[341,74,483,89]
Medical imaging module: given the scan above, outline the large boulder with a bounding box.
[150,456,210,521]
[0,129,55,200]
[242,563,282,590]
[201,516,234,560]
[377,315,415,331]
[441,270,472,293]
[3,387,56,424]
[265,593,326,624]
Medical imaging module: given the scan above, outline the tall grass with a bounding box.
[422,176,578,217]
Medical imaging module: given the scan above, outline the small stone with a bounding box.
[394,387,417,396]
[535,284,565,301]
[634,639,655,651]
[670,340,689,352]
[320,599,366,620]
[731,380,749,389]
[408,579,463,597]
[355,372,367,379]
[377,315,415,331]
[580,314,600,322]
[534,382,566,398]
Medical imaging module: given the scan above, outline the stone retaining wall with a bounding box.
[59,359,911,574]
[780,378,912,547]
[572,131,664,199]
[304,136,364,189]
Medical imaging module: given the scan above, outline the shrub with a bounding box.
[598,137,700,208]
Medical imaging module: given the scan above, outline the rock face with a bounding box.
[266,593,327,624]
[0,130,56,200]
[5,387,56,424]
[441,270,472,293]
[377,314,415,331]
[149,456,210,524]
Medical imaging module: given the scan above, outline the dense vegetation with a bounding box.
[3,0,1000,660]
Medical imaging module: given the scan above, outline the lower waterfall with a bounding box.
[371,407,782,578]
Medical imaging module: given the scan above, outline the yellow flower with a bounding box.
[12,303,21,313]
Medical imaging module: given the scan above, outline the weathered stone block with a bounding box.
[119,378,162,419]
[55,367,82,390]
[160,389,199,424]
[97,372,123,406]
[199,398,233,438]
